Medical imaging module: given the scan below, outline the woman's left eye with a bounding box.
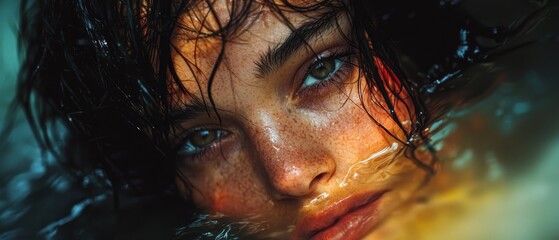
[301,58,344,89]
[178,128,226,156]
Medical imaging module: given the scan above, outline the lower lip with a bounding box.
[308,195,383,240]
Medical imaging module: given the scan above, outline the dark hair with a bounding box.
[14,0,552,235]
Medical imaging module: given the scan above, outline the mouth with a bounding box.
[293,191,387,240]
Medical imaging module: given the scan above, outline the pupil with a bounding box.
[310,59,335,79]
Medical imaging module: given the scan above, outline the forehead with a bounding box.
[173,0,341,42]
[170,0,344,73]
[168,0,348,103]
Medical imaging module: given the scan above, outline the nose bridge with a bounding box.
[247,109,335,197]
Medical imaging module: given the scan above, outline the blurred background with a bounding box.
[1,0,558,239]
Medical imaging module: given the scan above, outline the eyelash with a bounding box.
[175,127,227,162]
[297,49,355,96]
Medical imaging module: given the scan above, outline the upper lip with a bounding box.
[293,190,387,239]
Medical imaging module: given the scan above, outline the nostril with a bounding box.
[309,172,330,192]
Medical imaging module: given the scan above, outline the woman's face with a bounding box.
[170,1,427,239]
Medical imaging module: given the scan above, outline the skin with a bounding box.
[170,1,428,239]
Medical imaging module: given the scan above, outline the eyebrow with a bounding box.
[169,99,212,122]
[254,10,342,78]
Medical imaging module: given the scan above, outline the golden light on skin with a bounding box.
[170,1,430,238]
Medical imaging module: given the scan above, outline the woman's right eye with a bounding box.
[178,128,226,156]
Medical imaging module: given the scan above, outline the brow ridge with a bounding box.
[254,10,341,78]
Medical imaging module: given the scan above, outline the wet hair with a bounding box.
[15,0,552,212]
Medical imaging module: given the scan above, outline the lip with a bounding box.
[292,191,387,240]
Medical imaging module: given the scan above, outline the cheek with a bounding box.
[191,177,261,216]
[191,187,234,214]
[178,151,273,218]
[205,187,253,214]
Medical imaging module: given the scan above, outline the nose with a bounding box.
[248,111,336,198]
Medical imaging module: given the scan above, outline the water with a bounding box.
[1,0,559,239]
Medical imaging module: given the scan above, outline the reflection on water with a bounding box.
[339,142,401,188]
[1,0,559,239]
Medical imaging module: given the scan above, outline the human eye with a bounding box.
[297,49,354,94]
[177,127,227,158]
